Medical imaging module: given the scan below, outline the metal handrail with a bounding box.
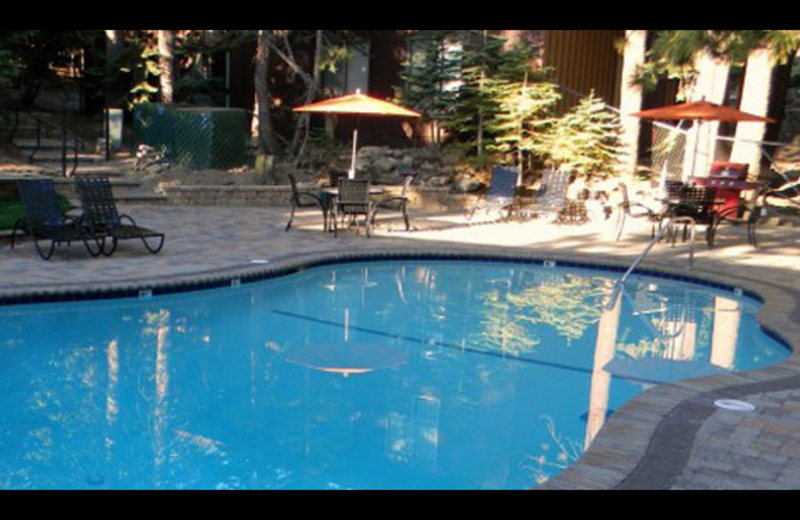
[4,106,89,177]
[620,217,696,285]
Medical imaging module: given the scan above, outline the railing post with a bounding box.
[61,113,68,177]
[104,108,111,161]
[73,136,79,176]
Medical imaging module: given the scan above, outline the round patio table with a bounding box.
[319,186,385,233]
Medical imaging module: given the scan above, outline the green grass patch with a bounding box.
[0,195,72,231]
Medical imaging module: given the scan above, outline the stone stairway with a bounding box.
[1,112,166,205]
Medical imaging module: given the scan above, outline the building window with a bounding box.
[322,37,371,95]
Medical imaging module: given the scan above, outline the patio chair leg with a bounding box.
[102,237,119,257]
[285,203,296,232]
[402,205,410,232]
[615,211,626,242]
[749,222,758,248]
[82,235,105,258]
[333,211,339,239]
[33,238,56,261]
[142,235,165,255]
[10,220,22,250]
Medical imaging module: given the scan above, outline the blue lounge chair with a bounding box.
[467,167,519,221]
[12,179,104,261]
[75,177,165,256]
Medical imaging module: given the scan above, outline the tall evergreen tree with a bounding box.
[547,92,623,177]
[397,30,462,144]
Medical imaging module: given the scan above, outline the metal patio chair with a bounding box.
[286,174,328,232]
[370,173,415,232]
[614,183,666,241]
[668,186,719,247]
[333,179,373,238]
[12,179,104,261]
[75,177,165,256]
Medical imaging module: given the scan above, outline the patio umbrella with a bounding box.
[631,101,775,182]
[294,90,422,178]
[286,342,407,378]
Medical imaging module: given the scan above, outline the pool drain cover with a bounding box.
[714,399,756,412]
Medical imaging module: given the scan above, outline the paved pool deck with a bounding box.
[2,204,800,490]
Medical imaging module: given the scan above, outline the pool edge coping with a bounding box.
[2,246,800,491]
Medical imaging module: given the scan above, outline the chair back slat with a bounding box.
[76,177,123,231]
[17,179,66,230]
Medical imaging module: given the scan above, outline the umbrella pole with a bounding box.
[689,121,701,184]
[350,117,360,179]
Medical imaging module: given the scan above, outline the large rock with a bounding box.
[452,176,482,193]
[425,176,452,188]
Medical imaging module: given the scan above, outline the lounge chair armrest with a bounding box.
[119,214,140,228]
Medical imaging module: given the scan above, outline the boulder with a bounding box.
[426,176,452,188]
[452,176,482,193]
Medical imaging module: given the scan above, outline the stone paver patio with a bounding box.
[3,203,800,490]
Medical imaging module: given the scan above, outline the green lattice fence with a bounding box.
[133,104,249,170]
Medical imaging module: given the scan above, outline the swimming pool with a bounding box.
[0,259,790,490]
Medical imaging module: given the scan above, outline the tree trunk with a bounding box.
[157,30,176,104]
[291,30,324,159]
[682,52,730,181]
[731,48,773,179]
[255,30,282,158]
[619,30,647,175]
[105,30,125,107]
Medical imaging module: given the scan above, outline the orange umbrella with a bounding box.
[295,90,422,177]
[631,101,775,123]
[286,342,407,378]
[632,101,775,181]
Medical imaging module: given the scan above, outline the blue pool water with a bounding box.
[0,260,790,490]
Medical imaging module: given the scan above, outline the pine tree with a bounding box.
[488,75,561,170]
[446,31,508,158]
[547,92,623,177]
[450,32,560,177]
[397,30,462,144]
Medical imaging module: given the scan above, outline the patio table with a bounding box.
[318,186,385,233]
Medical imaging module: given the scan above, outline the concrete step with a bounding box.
[13,138,84,151]
[34,161,126,176]
[31,151,104,163]
[115,191,169,205]
[69,169,128,178]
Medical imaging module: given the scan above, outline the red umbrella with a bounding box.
[295,90,422,177]
[631,101,775,181]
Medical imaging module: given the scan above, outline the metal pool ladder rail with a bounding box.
[620,217,696,285]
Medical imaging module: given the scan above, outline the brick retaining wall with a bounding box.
[162,185,481,212]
